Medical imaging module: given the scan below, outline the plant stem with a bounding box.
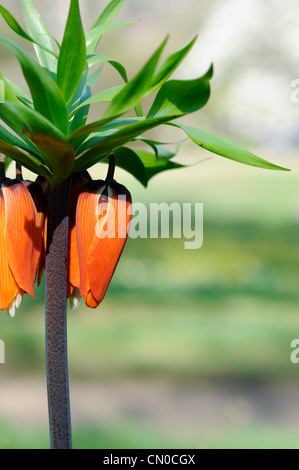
[45,178,72,449]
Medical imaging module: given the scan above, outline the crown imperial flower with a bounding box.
[76,155,132,308]
[0,176,43,316]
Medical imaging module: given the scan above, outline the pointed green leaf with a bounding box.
[0,123,36,153]
[3,102,75,180]
[69,87,91,134]
[145,36,197,96]
[67,68,89,114]
[4,156,13,172]
[86,21,137,51]
[69,116,143,148]
[74,115,180,171]
[147,65,213,118]
[0,5,58,59]
[0,5,33,41]
[70,85,125,117]
[87,0,126,53]
[0,35,69,134]
[0,102,40,151]
[103,38,168,119]
[0,72,19,103]
[21,0,57,74]
[87,55,128,82]
[74,118,143,154]
[171,123,290,171]
[107,147,148,186]
[135,149,185,183]
[4,76,32,106]
[57,0,86,104]
[0,140,52,178]
[139,138,180,160]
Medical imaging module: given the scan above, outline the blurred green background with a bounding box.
[1,0,299,449]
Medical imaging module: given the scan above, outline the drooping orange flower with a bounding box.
[67,172,90,309]
[0,179,43,316]
[76,178,132,308]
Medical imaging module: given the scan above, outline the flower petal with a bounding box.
[3,180,42,297]
[0,188,20,310]
[87,182,132,305]
[76,180,106,298]
[67,173,90,296]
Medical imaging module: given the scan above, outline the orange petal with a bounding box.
[87,182,132,305]
[3,180,42,297]
[34,177,48,285]
[23,180,46,285]
[0,187,20,310]
[76,180,106,298]
[84,291,99,309]
[67,173,90,295]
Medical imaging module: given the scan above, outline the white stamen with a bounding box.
[7,299,16,318]
[6,291,23,317]
[69,288,80,310]
[15,292,23,309]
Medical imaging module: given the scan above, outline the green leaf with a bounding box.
[0,123,36,153]
[0,35,69,134]
[147,65,213,118]
[87,0,126,53]
[4,156,13,172]
[0,5,57,59]
[3,102,75,180]
[145,36,197,96]
[86,21,137,51]
[107,147,148,187]
[70,85,125,117]
[0,140,52,178]
[67,68,89,114]
[135,149,185,183]
[0,102,40,151]
[57,0,86,104]
[69,115,143,148]
[139,138,180,160]
[171,123,290,171]
[74,115,180,171]
[111,146,185,186]
[87,55,128,82]
[103,38,168,119]
[85,65,103,89]
[74,118,143,154]
[69,86,91,134]
[21,0,57,74]
[0,72,19,103]
[4,76,32,106]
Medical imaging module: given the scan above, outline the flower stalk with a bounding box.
[45,178,72,449]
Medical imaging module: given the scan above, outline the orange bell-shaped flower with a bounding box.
[0,178,43,316]
[76,155,132,308]
[67,172,91,309]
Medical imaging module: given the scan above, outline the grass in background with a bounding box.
[1,160,299,448]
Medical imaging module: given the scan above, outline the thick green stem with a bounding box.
[45,178,72,449]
